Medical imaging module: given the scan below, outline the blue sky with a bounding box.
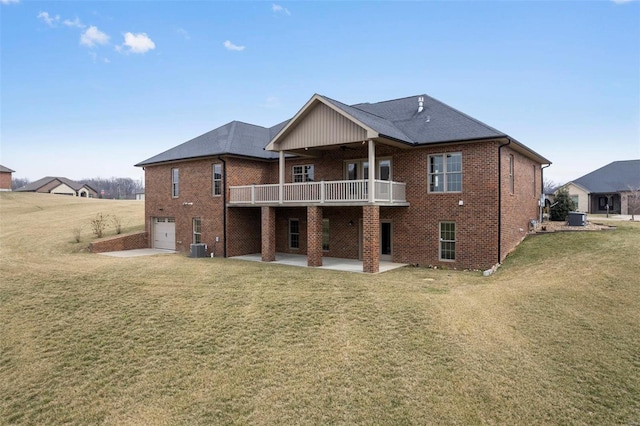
[1,0,638,185]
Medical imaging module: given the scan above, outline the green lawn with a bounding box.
[1,192,639,424]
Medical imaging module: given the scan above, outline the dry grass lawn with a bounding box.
[1,192,639,424]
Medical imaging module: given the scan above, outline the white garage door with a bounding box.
[154,217,175,250]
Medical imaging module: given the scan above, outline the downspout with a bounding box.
[497,138,512,266]
[541,163,551,222]
[218,156,227,258]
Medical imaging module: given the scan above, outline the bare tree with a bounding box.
[112,215,123,234]
[543,178,560,194]
[627,186,640,221]
[11,178,30,190]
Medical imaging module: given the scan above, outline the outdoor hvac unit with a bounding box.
[567,212,586,227]
[190,243,207,258]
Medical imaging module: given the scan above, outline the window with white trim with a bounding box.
[213,163,222,196]
[429,153,462,193]
[439,222,456,261]
[293,165,314,183]
[193,218,202,244]
[289,219,300,249]
[172,168,179,198]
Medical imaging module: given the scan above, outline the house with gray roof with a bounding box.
[560,160,640,215]
[137,93,550,273]
[0,165,15,191]
[15,176,98,198]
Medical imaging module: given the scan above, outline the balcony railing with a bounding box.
[229,179,407,205]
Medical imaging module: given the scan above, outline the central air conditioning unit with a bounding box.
[190,243,207,258]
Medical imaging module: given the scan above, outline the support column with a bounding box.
[279,151,285,204]
[362,205,380,273]
[368,139,376,203]
[307,206,323,267]
[261,206,276,262]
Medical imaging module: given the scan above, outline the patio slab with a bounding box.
[231,253,407,273]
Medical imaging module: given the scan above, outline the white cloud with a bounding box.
[63,17,85,29]
[176,27,190,40]
[611,0,637,3]
[223,40,245,51]
[272,4,291,15]
[118,32,156,54]
[37,11,60,27]
[80,26,110,48]
[1,0,20,5]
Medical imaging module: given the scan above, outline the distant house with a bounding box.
[15,176,98,198]
[559,160,640,214]
[135,191,145,201]
[0,165,15,191]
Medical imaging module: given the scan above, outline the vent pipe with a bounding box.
[418,96,424,113]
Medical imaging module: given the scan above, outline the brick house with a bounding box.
[136,93,550,273]
[0,165,15,191]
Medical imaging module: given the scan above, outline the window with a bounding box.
[193,218,202,244]
[571,195,579,208]
[213,163,222,196]
[599,197,608,209]
[509,155,514,194]
[289,219,300,249]
[439,222,456,261]
[322,219,329,251]
[533,165,537,197]
[344,158,392,180]
[429,153,462,192]
[172,168,179,198]
[293,165,314,182]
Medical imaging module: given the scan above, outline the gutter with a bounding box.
[497,138,512,265]
[218,156,227,258]
[541,163,551,222]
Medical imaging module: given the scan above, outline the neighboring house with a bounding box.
[135,191,145,201]
[137,93,550,273]
[0,165,15,191]
[15,176,98,198]
[559,160,640,214]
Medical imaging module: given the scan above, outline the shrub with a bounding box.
[550,188,576,221]
[112,215,123,235]
[72,226,82,243]
[90,212,110,238]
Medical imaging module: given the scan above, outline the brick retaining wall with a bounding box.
[90,232,148,253]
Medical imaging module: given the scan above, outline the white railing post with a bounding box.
[251,184,255,204]
[320,180,325,203]
[389,181,393,203]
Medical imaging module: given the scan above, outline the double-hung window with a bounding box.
[429,153,462,193]
[213,163,222,196]
[293,165,314,182]
[193,218,202,244]
[171,168,179,198]
[509,155,515,194]
[439,222,456,261]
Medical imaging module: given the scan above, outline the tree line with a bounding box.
[11,177,144,200]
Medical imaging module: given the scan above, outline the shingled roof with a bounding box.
[137,93,549,167]
[0,165,15,173]
[15,177,96,193]
[571,160,640,193]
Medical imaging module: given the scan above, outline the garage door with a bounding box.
[154,217,176,250]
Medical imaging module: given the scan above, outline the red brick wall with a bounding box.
[144,139,543,270]
[306,206,323,266]
[90,232,148,253]
[145,158,226,256]
[499,146,542,261]
[0,172,12,190]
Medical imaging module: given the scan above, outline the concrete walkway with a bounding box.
[231,253,407,274]
[98,248,177,258]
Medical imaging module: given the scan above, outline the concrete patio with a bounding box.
[230,253,407,274]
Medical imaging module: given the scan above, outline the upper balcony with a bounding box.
[229,179,408,206]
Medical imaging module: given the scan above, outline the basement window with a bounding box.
[322,218,329,251]
[439,222,456,261]
[289,219,300,249]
